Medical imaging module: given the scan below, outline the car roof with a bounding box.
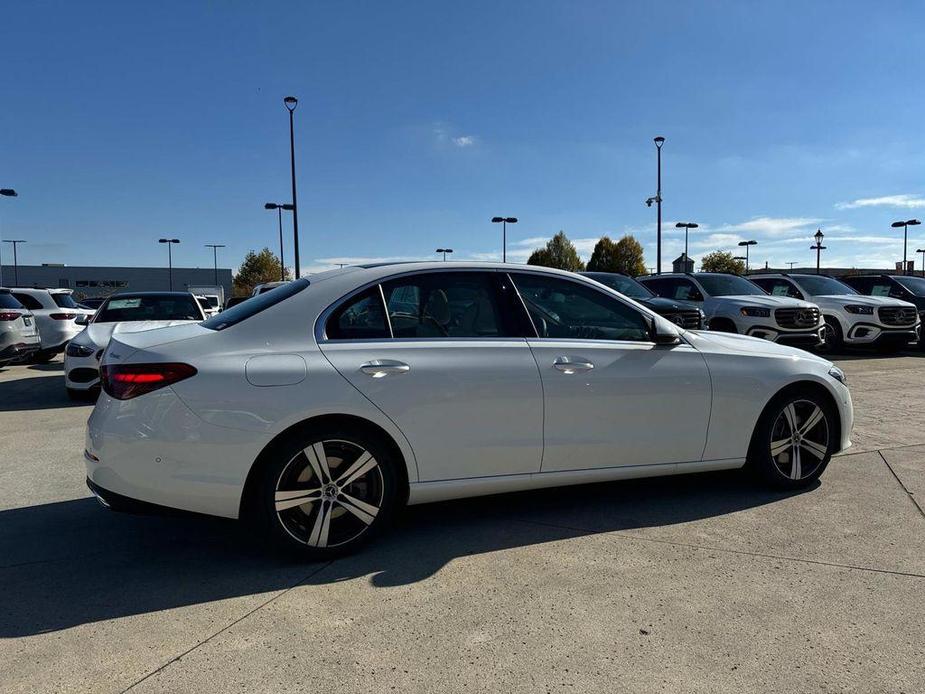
[104,291,196,298]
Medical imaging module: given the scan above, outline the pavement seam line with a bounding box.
[119,560,334,693]
[878,450,925,519]
[513,517,925,579]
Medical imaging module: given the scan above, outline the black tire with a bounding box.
[31,350,55,364]
[254,424,401,559]
[821,317,844,353]
[747,388,836,490]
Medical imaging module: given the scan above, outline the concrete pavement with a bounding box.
[1,353,923,693]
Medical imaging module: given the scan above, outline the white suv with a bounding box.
[750,273,919,353]
[639,273,825,349]
[10,288,95,362]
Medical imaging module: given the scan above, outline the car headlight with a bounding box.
[828,366,848,385]
[66,341,95,357]
[844,304,874,315]
[740,307,771,317]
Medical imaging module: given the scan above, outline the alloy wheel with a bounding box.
[274,439,384,548]
[769,399,830,481]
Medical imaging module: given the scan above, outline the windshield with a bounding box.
[0,293,24,309]
[795,275,857,295]
[95,295,203,322]
[582,273,653,299]
[203,278,309,330]
[894,276,925,296]
[695,274,766,296]
[51,293,80,309]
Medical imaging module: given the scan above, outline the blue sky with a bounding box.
[2,1,925,274]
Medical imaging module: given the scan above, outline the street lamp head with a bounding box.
[738,240,757,247]
[491,217,504,223]
[891,221,906,228]
[284,96,298,112]
[908,219,922,226]
[264,202,278,210]
[159,238,180,244]
[676,222,698,229]
[653,136,665,148]
[814,229,824,242]
[0,189,17,197]
[505,217,518,224]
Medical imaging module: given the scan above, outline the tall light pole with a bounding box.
[918,249,925,277]
[2,239,26,286]
[204,244,225,285]
[891,219,921,275]
[435,248,454,261]
[646,136,666,274]
[811,229,826,274]
[738,240,757,275]
[265,203,294,280]
[0,188,17,287]
[284,96,301,279]
[491,217,517,262]
[158,238,180,290]
[787,261,797,270]
[675,222,698,264]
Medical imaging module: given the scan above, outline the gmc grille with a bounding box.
[775,307,820,329]
[878,306,917,326]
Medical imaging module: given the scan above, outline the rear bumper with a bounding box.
[0,340,40,362]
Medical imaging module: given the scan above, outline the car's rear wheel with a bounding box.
[255,426,400,558]
[748,390,836,489]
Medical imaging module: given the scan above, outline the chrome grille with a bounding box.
[775,307,820,329]
[878,306,917,326]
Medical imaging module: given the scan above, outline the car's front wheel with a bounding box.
[255,425,400,558]
[748,389,836,489]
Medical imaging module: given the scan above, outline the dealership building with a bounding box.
[0,264,233,300]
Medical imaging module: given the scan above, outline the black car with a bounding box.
[580,272,705,329]
[840,274,925,346]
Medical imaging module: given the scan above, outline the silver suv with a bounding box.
[639,273,824,349]
[0,288,41,366]
[750,273,919,352]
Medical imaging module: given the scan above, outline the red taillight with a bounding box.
[100,363,197,400]
[50,313,77,320]
[0,312,20,321]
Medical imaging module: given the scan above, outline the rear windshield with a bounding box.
[695,274,765,296]
[51,293,80,309]
[202,278,309,330]
[0,293,24,309]
[96,295,203,322]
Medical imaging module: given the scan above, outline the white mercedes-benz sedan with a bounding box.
[85,263,853,557]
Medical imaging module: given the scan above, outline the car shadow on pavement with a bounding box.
[0,374,93,411]
[0,471,816,637]
[27,361,65,372]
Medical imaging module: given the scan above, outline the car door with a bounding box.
[318,270,543,481]
[510,272,712,472]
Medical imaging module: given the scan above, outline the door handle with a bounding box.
[553,356,594,374]
[360,360,411,377]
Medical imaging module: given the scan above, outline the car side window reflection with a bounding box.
[381,272,510,338]
[326,287,390,340]
[671,280,704,302]
[511,273,651,342]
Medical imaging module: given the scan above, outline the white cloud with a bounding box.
[836,194,925,210]
[714,216,825,237]
[452,136,475,147]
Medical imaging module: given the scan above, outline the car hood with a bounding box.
[639,296,702,312]
[80,320,201,348]
[709,294,817,309]
[686,329,831,363]
[810,294,917,308]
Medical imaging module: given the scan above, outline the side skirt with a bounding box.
[407,458,746,506]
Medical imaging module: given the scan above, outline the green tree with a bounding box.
[699,250,746,275]
[233,247,292,296]
[587,234,647,276]
[526,231,585,271]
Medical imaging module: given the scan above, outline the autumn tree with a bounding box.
[232,248,292,296]
[699,250,746,275]
[587,235,646,276]
[526,231,585,271]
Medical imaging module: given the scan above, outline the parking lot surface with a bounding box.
[1,353,923,693]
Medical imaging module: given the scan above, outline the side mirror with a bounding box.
[75,314,89,326]
[651,318,681,345]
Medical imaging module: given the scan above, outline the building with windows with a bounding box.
[0,264,232,300]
